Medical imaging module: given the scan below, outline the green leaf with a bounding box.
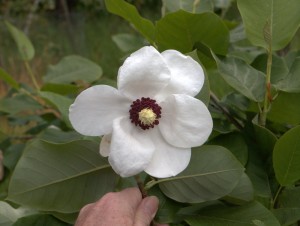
[13,214,67,226]
[112,33,145,52]
[104,0,155,43]
[50,212,78,224]
[156,11,229,54]
[185,201,280,226]
[273,187,300,225]
[39,91,73,126]
[188,50,211,106]
[37,128,82,144]
[148,186,182,224]
[214,55,266,102]
[152,145,244,203]
[273,208,300,226]
[0,94,42,115]
[41,83,79,95]
[43,55,103,84]
[5,21,35,61]
[246,147,272,199]
[7,140,118,213]
[224,172,254,204]
[278,186,300,208]
[208,69,234,98]
[0,201,34,226]
[208,132,248,166]
[273,126,300,186]
[163,0,213,13]
[0,201,19,226]
[251,54,289,85]
[267,92,300,125]
[276,57,300,93]
[0,68,19,90]
[3,144,25,171]
[237,0,300,50]
[252,123,277,157]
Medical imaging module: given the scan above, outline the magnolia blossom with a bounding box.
[69,46,213,178]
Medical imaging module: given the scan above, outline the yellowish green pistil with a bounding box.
[138,108,156,125]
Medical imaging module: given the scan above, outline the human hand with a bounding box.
[75,187,168,226]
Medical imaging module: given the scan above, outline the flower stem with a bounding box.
[271,185,283,209]
[24,61,39,91]
[134,175,147,198]
[259,46,273,126]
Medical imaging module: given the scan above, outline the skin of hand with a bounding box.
[75,187,169,226]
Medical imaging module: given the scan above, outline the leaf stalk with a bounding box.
[259,46,272,126]
[24,61,39,90]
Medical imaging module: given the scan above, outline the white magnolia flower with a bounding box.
[69,46,213,178]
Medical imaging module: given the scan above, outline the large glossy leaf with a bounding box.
[7,140,118,213]
[0,68,19,90]
[185,201,280,226]
[50,212,78,224]
[12,214,67,226]
[237,0,300,50]
[104,0,155,43]
[276,57,300,92]
[214,55,266,102]
[43,55,102,84]
[149,145,244,203]
[37,128,82,144]
[156,11,229,54]
[5,21,35,61]
[267,92,300,125]
[209,132,248,166]
[273,126,300,186]
[224,173,254,204]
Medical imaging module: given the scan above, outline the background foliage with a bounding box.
[1,0,300,225]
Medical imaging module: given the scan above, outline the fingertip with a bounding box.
[134,196,159,226]
[144,196,159,218]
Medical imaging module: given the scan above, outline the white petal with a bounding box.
[157,50,204,100]
[117,46,170,99]
[99,134,111,157]
[145,129,191,178]
[69,85,131,136]
[108,117,155,177]
[159,94,213,148]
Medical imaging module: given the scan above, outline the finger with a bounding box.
[75,203,95,226]
[91,187,142,225]
[134,196,159,226]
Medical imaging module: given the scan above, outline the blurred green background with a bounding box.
[0,0,161,96]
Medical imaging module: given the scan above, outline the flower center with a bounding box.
[129,97,161,130]
[139,108,156,125]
